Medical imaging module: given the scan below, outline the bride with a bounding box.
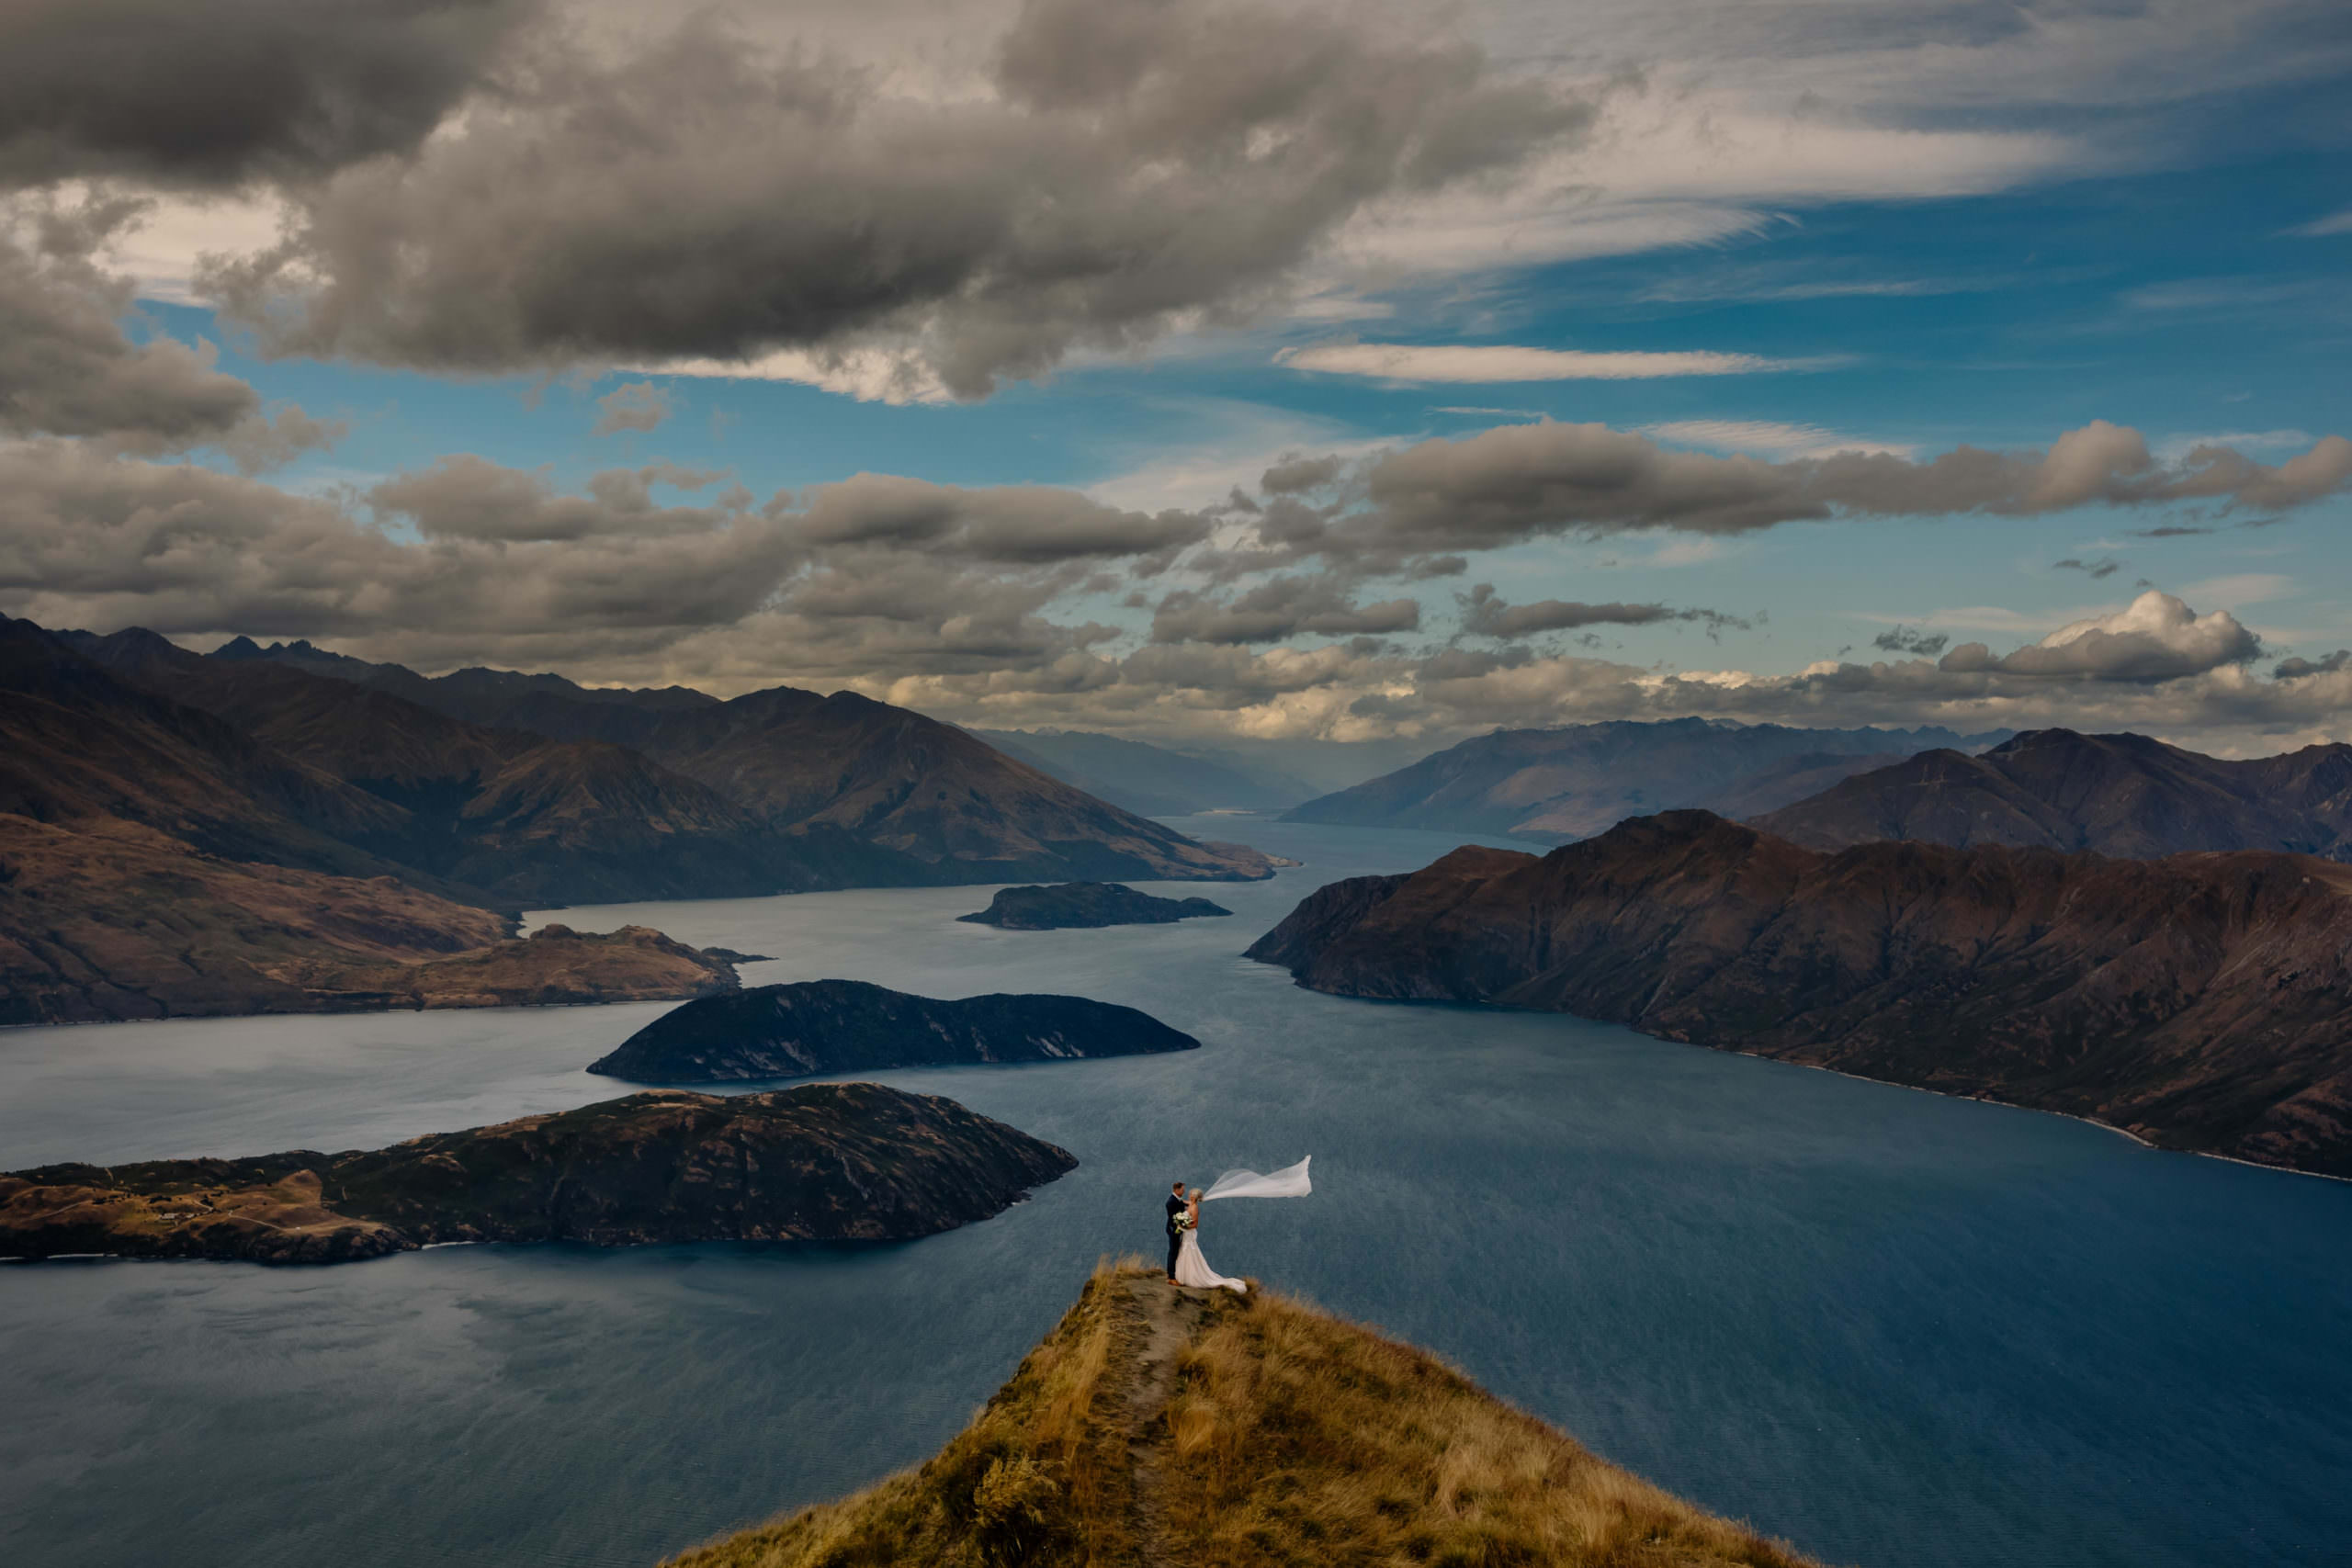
[1171,1186,1248,1293]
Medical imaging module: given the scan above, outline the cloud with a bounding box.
[794,474,1212,565]
[0,0,539,188]
[369,457,741,543]
[1645,418,1915,460]
[1254,419,2352,572]
[0,193,337,464]
[1152,578,1419,645]
[1276,344,1822,383]
[2052,557,2120,579]
[202,0,1590,398]
[2287,208,2352,237]
[1456,583,1747,639]
[1871,626,1949,656]
[592,379,673,436]
[2275,649,2351,680]
[0,440,799,664]
[1936,591,2259,683]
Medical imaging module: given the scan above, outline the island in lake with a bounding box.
[0,1083,1074,1264]
[1248,809,2352,1178]
[957,881,1233,930]
[589,978,1199,1082]
[671,1261,1820,1568]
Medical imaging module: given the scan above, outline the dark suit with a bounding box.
[1165,1193,1187,1278]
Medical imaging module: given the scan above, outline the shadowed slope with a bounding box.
[1248,811,2352,1176]
[665,1261,1818,1568]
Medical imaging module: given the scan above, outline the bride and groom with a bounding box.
[1160,1156,1313,1293]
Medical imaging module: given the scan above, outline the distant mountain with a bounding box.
[1282,717,2010,841]
[1247,810,2352,1178]
[0,620,748,1022]
[969,728,1311,816]
[1756,728,2352,860]
[68,628,834,905]
[203,637,1272,886]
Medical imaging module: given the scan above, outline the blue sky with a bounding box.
[8,0,2351,752]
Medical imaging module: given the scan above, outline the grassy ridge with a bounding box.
[669,1261,1821,1567]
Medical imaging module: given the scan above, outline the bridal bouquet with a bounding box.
[1170,1212,1195,1234]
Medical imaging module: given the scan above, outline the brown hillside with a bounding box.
[668,1260,1819,1568]
[1247,811,2352,1177]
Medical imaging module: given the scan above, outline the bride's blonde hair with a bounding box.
[1188,1188,1203,1200]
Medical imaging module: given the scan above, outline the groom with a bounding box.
[1164,1179,1186,1281]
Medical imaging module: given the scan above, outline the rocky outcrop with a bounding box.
[0,1083,1076,1263]
[1282,717,2006,841]
[1755,728,2352,860]
[1247,811,2352,1177]
[956,882,1232,930]
[589,978,1199,1082]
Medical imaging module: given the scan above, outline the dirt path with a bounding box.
[1116,1275,1216,1567]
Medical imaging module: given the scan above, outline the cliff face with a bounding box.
[590,978,1200,1082]
[1282,717,2004,841]
[1246,811,2352,1177]
[956,882,1233,930]
[1756,728,2352,860]
[0,1083,1076,1263]
[667,1261,1820,1568]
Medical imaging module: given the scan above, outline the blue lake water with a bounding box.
[3,817,2348,1568]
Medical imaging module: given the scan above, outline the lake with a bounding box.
[3,817,2347,1568]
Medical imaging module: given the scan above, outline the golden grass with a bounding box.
[662,1261,1825,1568]
[664,1257,1146,1568]
[1157,1289,1817,1568]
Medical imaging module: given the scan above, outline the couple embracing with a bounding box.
[1164,1179,1249,1292]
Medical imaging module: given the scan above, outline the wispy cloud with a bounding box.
[2154,428,2313,460]
[2284,208,2352,238]
[1276,344,1832,383]
[1645,419,1915,459]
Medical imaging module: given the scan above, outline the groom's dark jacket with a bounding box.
[1165,1192,1186,1275]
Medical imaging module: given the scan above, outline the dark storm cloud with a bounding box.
[0,196,336,463]
[1263,419,2352,569]
[202,0,1590,395]
[2273,649,2351,681]
[1455,583,1747,638]
[795,474,1213,564]
[1152,578,1420,645]
[0,0,538,189]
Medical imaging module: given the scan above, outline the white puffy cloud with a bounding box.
[1938,592,2260,683]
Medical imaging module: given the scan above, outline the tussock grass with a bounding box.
[663,1261,1824,1568]
[1159,1288,1816,1568]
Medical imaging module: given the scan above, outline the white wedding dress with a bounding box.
[1172,1221,1247,1293]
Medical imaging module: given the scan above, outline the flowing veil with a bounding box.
[1201,1156,1311,1201]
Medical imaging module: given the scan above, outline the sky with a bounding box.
[3,0,2349,755]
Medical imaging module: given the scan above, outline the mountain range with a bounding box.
[1247,811,2352,1177]
[1282,717,2011,841]
[968,728,1317,817]
[0,616,1269,1022]
[1755,728,2352,860]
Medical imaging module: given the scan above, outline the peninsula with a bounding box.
[667,1260,1819,1568]
[0,1084,1075,1264]
[1247,810,2352,1178]
[957,881,1233,930]
[589,978,1200,1082]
